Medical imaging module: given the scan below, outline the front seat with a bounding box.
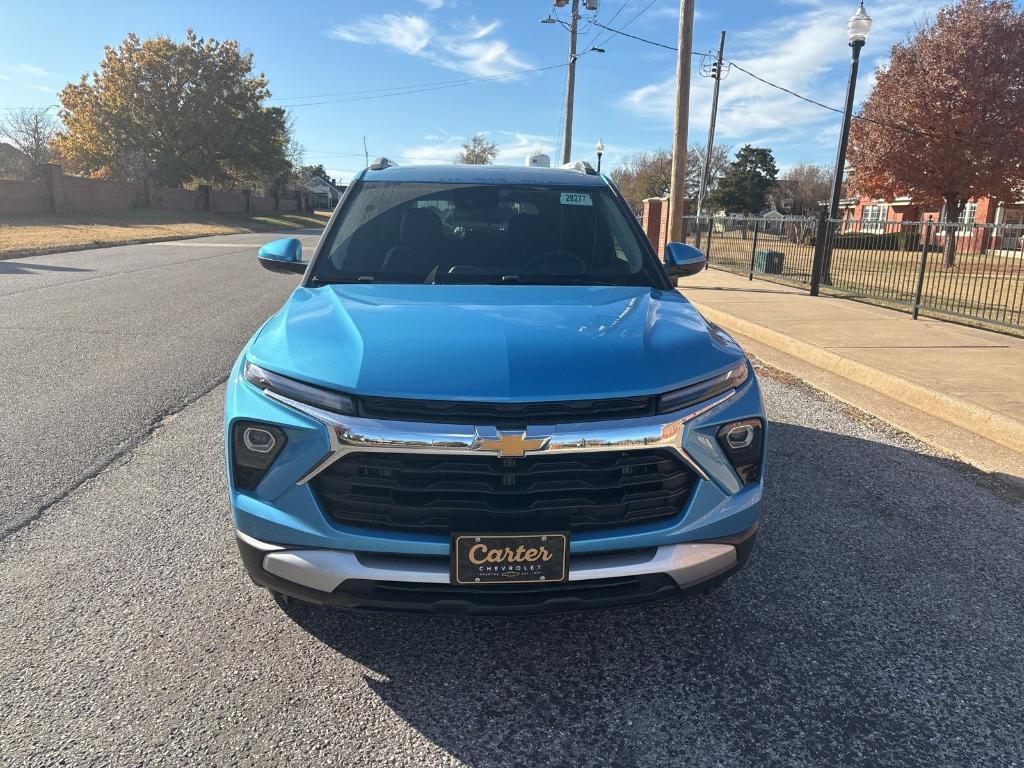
[383,208,444,277]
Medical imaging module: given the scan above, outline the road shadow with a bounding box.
[0,261,93,275]
[281,421,1024,767]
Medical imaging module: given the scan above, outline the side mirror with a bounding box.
[664,242,707,278]
[258,238,306,274]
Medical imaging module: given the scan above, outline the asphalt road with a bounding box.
[2,237,1024,766]
[0,233,316,535]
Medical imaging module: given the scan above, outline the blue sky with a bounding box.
[1,0,956,183]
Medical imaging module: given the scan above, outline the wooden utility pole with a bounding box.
[561,0,581,164]
[668,0,696,244]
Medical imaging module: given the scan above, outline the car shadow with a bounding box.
[0,261,93,275]
[280,421,1024,766]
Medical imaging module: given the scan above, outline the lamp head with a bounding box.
[848,2,872,46]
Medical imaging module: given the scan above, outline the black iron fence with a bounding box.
[681,213,1024,333]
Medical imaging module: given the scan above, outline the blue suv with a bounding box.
[226,160,765,615]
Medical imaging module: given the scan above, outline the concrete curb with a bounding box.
[693,302,1024,456]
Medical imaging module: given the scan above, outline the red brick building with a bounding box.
[838,194,1024,253]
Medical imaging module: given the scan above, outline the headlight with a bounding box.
[244,360,356,415]
[656,359,749,414]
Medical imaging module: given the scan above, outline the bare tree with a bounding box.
[610,143,729,214]
[776,164,833,215]
[0,107,55,177]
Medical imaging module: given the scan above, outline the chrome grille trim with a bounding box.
[262,388,739,486]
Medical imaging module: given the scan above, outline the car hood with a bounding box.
[247,284,744,401]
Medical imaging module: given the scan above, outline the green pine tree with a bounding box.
[708,145,779,214]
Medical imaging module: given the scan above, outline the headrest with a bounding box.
[400,207,442,245]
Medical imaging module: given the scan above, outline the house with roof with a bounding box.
[300,175,345,210]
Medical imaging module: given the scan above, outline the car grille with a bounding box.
[310,449,695,535]
[357,395,654,426]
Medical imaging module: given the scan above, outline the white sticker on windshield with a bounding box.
[560,192,593,206]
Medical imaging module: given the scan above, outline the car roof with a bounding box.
[361,164,609,187]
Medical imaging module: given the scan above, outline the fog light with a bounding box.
[716,418,764,485]
[724,424,755,450]
[232,421,287,491]
[243,426,277,454]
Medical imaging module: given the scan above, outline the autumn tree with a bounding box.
[455,134,499,165]
[53,30,292,188]
[776,164,832,215]
[709,145,778,214]
[610,143,729,214]
[0,107,56,176]
[848,0,1024,266]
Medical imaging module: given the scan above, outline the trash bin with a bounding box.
[754,249,785,275]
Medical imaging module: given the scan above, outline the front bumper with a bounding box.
[237,524,758,615]
[226,353,766,614]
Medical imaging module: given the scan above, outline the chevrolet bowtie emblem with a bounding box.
[474,430,550,458]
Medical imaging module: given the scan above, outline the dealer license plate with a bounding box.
[452,533,568,585]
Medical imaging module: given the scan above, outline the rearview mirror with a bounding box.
[258,238,306,275]
[664,242,707,278]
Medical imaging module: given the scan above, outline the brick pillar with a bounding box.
[641,197,665,253]
[42,163,67,215]
[660,197,674,250]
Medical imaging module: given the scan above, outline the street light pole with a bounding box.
[819,1,872,289]
[595,139,605,173]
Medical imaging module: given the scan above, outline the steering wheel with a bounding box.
[521,249,588,275]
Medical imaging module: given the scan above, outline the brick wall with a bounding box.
[0,178,48,215]
[212,190,247,214]
[251,195,276,212]
[149,184,202,211]
[0,165,295,217]
[62,176,142,213]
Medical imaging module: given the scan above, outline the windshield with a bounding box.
[310,181,661,287]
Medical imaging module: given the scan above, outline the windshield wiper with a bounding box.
[497,275,614,286]
[311,275,376,284]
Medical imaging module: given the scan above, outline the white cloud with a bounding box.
[617,0,943,159]
[22,84,54,93]
[415,0,453,9]
[399,130,558,166]
[327,14,532,78]
[0,63,49,78]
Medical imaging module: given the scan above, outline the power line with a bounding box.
[0,66,567,115]
[269,65,563,103]
[591,19,680,52]
[274,63,568,108]
[592,20,1001,151]
[588,0,658,52]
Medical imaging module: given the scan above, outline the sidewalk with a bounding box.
[681,268,1024,479]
